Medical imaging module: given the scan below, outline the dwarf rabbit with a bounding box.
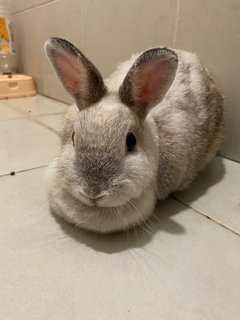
[45,37,224,233]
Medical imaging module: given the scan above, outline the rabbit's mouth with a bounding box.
[79,196,126,209]
[67,185,132,208]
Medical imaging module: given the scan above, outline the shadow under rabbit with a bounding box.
[51,197,186,254]
[173,156,226,205]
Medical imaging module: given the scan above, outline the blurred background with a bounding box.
[11,0,240,162]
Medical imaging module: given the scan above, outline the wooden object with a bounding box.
[0,74,36,99]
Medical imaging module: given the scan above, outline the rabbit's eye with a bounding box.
[126,132,136,152]
[72,131,75,145]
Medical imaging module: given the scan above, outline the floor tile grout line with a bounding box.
[2,102,61,136]
[34,112,67,117]
[31,118,60,136]
[0,164,48,178]
[172,196,240,237]
[0,116,25,121]
[40,94,71,106]
[0,113,65,122]
[220,155,240,165]
[0,111,67,121]
[3,98,67,115]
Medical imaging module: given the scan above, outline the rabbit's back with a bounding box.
[149,50,224,199]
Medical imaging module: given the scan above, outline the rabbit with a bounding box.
[45,37,224,234]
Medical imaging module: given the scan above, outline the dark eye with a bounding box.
[72,131,75,145]
[126,132,136,152]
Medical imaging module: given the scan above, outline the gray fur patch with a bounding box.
[73,107,130,197]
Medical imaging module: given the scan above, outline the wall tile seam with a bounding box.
[12,0,61,16]
[172,0,181,48]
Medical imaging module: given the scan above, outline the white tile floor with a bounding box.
[0,95,240,320]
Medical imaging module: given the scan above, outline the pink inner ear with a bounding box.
[54,50,89,98]
[133,60,169,106]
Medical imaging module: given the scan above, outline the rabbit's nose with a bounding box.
[79,189,106,202]
[88,193,105,200]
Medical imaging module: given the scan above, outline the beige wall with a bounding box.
[12,0,240,162]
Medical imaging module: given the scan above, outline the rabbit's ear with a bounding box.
[119,48,178,118]
[45,37,106,108]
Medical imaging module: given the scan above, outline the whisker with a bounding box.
[134,248,156,274]
[141,247,168,266]
[152,214,172,231]
[133,226,141,247]
[128,200,156,235]
[113,206,126,231]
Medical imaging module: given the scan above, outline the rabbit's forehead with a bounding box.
[75,96,136,140]
[93,94,135,119]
